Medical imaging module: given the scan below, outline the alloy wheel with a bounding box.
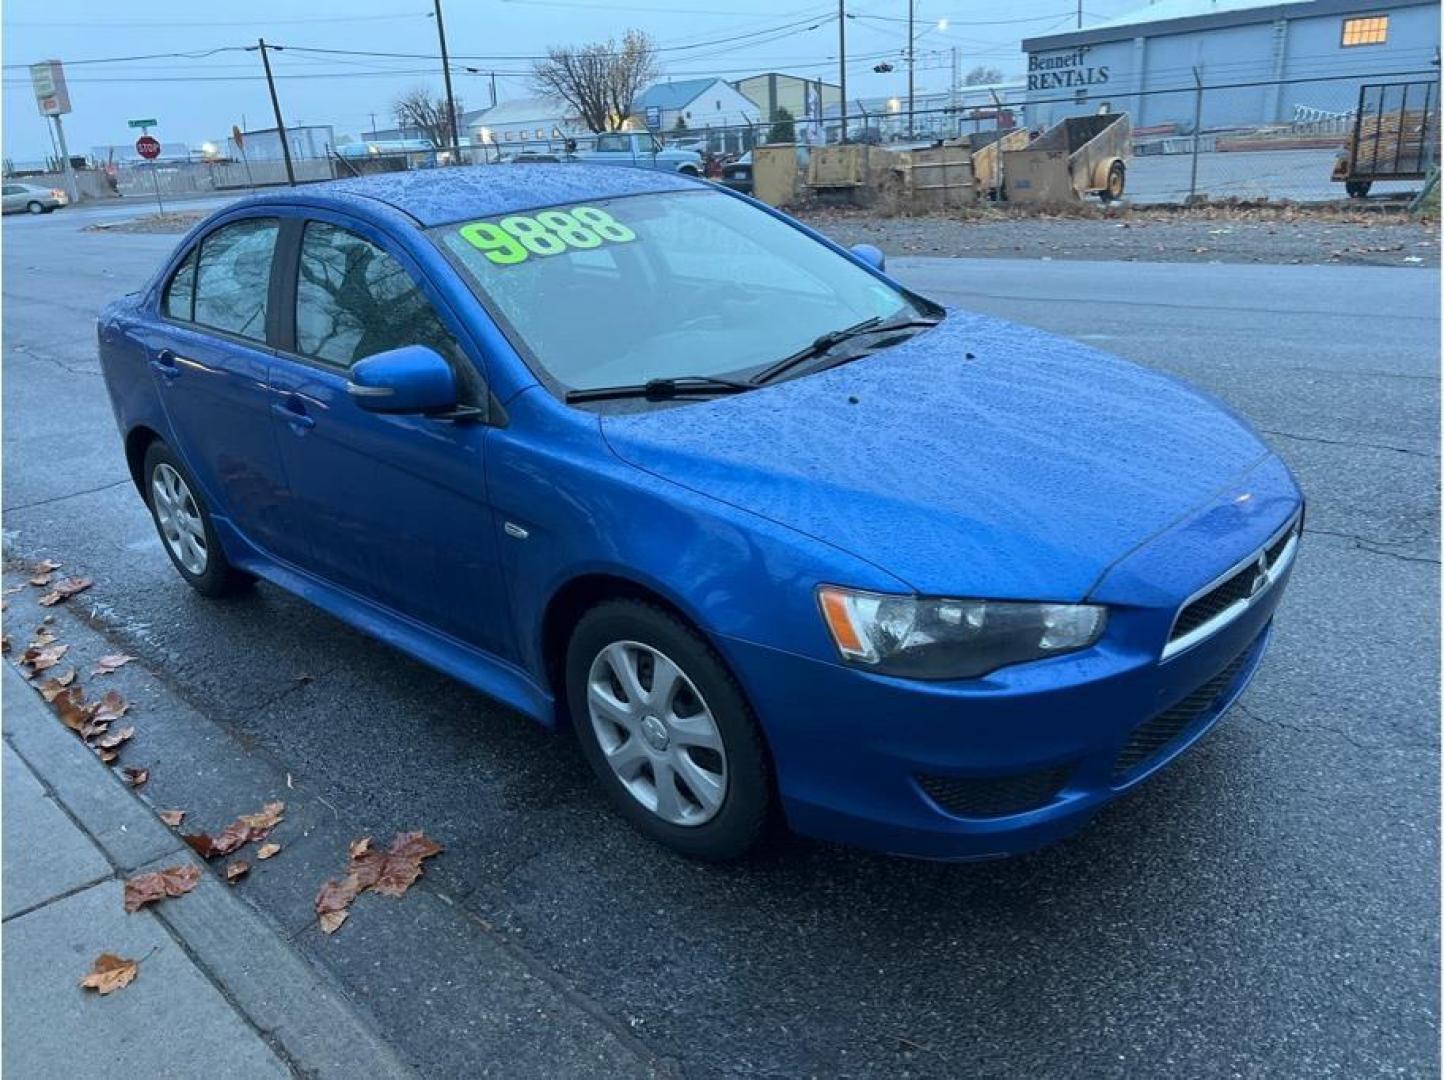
[151,463,208,576]
[586,640,728,826]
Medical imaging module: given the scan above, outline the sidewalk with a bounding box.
[1,664,416,1079]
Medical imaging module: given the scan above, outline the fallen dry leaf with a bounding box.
[29,625,56,646]
[3,583,27,596]
[91,654,136,676]
[38,669,77,701]
[123,864,201,912]
[313,830,443,934]
[184,800,285,860]
[38,576,93,607]
[121,766,149,788]
[29,572,53,587]
[21,642,68,674]
[158,809,186,827]
[224,860,250,884]
[31,558,61,575]
[96,748,118,764]
[93,690,130,723]
[79,953,138,995]
[51,686,97,732]
[94,725,134,751]
[256,843,281,860]
[0,634,10,654]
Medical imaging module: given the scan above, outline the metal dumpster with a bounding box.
[1331,80,1439,198]
[1003,113,1131,205]
[964,127,1031,200]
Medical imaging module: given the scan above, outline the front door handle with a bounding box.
[271,400,316,431]
[149,349,181,380]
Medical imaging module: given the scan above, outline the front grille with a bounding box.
[917,765,1072,819]
[1112,645,1253,781]
[1167,515,1299,652]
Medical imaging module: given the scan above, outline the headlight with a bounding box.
[817,586,1106,680]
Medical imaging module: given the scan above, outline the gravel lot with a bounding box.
[797,206,1440,268]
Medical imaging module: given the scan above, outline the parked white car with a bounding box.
[2,182,67,215]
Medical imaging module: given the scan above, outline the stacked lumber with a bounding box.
[1352,108,1438,174]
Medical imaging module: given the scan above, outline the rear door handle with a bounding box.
[271,400,316,431]
[149,349,181,380]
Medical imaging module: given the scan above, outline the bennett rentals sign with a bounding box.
[30,60,71,116]
[1027,49,1109,92]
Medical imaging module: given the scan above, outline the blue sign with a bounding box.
[644,105,662,132]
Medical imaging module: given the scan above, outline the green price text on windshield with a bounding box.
[458,206,637,266]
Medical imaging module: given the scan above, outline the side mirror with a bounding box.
[850,243,886,273]
[346,345,458,415]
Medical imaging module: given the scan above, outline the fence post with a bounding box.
[1188,65,1203,203]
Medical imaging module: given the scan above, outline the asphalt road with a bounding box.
[3,208,1438,1077]
[1124,147,1421,204]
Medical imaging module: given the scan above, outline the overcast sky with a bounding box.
[3,0,1139,161]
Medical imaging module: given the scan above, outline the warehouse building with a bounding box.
[734,73,842,126]
[1021,0,1440,131]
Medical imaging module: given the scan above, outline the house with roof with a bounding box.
[632,78,763,134]
[1021,0,1440,130]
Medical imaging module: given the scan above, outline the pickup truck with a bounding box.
[572,132,703,175]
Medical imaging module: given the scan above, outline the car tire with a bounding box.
[1345,180,1372,199]
[26,201,44,215]
[566,599,773,860]
[142,441,252,598]
[678,166,700,177]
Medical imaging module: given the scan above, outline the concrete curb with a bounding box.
[3,664,417,1079]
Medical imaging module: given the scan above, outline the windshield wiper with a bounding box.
[751,313,943,385]
[564,374,756,404]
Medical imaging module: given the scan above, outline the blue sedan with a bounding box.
[98,166,1302,861]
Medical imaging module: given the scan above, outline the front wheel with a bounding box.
[1100,161,1126,202]
[566,600,773,860]
[143,441,252,598]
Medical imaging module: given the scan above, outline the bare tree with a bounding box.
[963,65,1006,86]
[532,30,658,133]
[392,87,462,148]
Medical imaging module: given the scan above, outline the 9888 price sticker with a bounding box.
[459,206,636,266]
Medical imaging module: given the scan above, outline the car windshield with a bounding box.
[431,189,927,392]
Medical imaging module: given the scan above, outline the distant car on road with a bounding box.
[3,181,67,215]
[98,166,1302,862]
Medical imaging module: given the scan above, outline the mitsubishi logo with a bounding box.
[1247,555,1270,597]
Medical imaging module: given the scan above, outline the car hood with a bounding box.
[600,309,1271,600]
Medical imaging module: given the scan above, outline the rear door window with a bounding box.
[193,218,279,342]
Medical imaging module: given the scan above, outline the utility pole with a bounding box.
[907,0,915,138]
[950,46,959,140]
[432,0,461,162]
[369,111,377,137]
[1077,0,1083,28]
[837,0,847,143]
[253,39,295,186]
[490,72,498,108]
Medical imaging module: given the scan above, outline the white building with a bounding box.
[632,77,762,134]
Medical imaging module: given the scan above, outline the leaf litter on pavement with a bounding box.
[315,831,444,935]
[79,953,140,995]
[123,864,201,912]
[183,801,285,860]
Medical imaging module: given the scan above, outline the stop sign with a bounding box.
[135,135,161,160]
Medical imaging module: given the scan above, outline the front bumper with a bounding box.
[721,587,1283,860]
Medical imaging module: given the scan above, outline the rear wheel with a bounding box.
[143,441,252,598]
[1100,161,1126,202]
[26,201,44,215]
[566,600,772,860]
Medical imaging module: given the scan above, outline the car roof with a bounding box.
[230,164,702,228]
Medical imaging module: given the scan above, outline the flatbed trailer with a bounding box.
[1332,80,1439,198]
